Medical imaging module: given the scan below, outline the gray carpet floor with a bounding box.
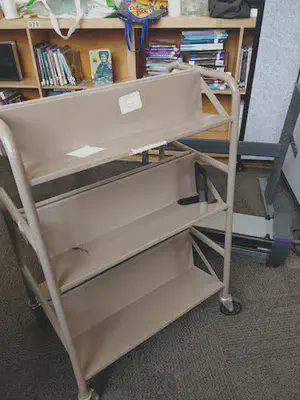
[1,159,300,400]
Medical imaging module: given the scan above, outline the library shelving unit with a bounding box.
[0,63,241,399]
[0,15,256,142]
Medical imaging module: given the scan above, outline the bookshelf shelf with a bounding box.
[0,77,38,88]
[153,16,257,29]
[0,15,256,141]
[42,78,95,91]
[0,16,257,30]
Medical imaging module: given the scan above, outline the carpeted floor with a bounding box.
[1,159,300,400]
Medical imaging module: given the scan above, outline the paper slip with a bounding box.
[130,141,167,155]
[67,145,104,159]
[119,91,142,115]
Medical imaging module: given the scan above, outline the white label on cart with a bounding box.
[119,91,142,114]
[130,140,167,155]
[67,145,104,158]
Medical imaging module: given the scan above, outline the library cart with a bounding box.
[0,63,241,400]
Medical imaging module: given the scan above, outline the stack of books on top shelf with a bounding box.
[0,88,26,105]
[145,40,180,77]
[34,43,83,87]
[180,30,228,91]
[238,46,253,90]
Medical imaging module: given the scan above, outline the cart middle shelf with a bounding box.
[34,152,227,293]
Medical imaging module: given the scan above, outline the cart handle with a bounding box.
[168,62,240,128]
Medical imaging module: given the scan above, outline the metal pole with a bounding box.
[0,120,89,399]
[220,84,241,300]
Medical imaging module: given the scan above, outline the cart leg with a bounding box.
[219,114,242,316]
[78,388,100,400]
[2,209,48,324]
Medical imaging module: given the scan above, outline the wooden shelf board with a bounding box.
[0,17,26,29]
[42,79,95,91]
[0,16,256,30]
[154,16,257,29]
[52,200,227,293]
[26,112,232,185]
[42,79,129,91]
[0,77,38,89]
[71,266,223,379]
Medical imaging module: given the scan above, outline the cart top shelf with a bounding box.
[0,69,232,186]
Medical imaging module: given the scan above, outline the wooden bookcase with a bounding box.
[0,16,256,141]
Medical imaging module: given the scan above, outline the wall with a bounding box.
[245,0,300,143]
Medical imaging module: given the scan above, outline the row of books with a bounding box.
[0,88,26,105]
[34,43,83,87]
[238,46,253,89]
[145,41,180,76]
[180,30,229,90]
[180,30,228,52]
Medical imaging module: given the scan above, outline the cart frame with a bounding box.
[0,64,240,400]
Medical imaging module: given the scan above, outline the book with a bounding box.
[181,39,225,44]
[182,30,227,36]
[0,89,26,105]
[89,49,113,85]
[180,43,224,51]
[245,47,253,88]
[46,89,76,97]
[0,42,23,81]
[0,88,17,100]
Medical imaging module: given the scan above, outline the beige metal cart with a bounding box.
[0,63,241,400]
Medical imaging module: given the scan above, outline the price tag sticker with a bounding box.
[27,20,41,29]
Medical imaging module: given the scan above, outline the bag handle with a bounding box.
[29,0,84,40]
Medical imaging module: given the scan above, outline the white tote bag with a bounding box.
[27,0,117,39]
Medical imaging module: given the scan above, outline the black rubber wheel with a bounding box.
[220,299,242,316]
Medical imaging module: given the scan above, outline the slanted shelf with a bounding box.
[34,153,227,293]
[0,69,232,185]
[54,231,223,379]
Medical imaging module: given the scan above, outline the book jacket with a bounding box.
[89,49,113,85]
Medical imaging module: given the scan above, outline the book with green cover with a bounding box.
[89,49,113,85]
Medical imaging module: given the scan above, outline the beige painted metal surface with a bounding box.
[33,153,226,292]
[58,231,223,379]
[0,64,240,398]
[0,70,233,185]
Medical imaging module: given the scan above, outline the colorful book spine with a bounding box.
[49,47,60,86]
[181,44,224,51]
[53,50,64,85]
[182,30,227,36]
[35,48,45,86]
[36,47,48,86]
[46,49,57,86]
[42,47,53,85]
[181,38,226,44]
[57,49,74,85]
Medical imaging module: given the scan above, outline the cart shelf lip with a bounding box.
[52,200,228,293]
[72,267,223,379]
[26,113,232,186]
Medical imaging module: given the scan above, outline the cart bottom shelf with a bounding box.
[73,266,223,380]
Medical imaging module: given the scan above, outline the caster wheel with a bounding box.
[220,299,242,316]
